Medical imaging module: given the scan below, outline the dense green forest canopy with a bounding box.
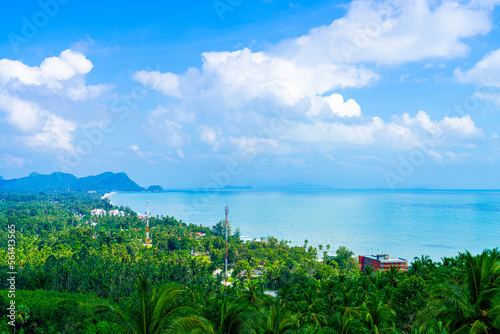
[0,191,499,333]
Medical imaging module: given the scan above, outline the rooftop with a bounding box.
[362,254,408,263]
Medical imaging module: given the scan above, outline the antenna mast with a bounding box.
[146,201,150,246]
[225,204,229,288]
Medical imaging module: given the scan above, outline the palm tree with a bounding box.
[411,255,434,278]
[427,250,500,333]
[259,302,295,334]
[277,283,298,311]
[362,291,400,333]
[414,255,433,268]
[409,321,447,334]
[240,281,272,310]
[385,266,401,288]
[95,276,212,333]
[211,293,263,334]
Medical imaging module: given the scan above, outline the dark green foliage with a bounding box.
[1,191,499,333]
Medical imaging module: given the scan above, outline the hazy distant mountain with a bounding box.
[0,172,144,192]
[146,185,163,192]
[0,175,4,180]
[262,182,333,190]
[223,185,253,190]
[3,172,78,191]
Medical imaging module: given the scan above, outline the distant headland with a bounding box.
[0,171,144,192]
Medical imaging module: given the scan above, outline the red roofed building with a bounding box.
[359,254,408,272]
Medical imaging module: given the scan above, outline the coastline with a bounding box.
[103,189,500,261]
[101,192,117,200]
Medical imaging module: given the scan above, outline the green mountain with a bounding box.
[0,172,144,192]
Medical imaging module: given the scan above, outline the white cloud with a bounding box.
[146,111,190,148]
[132,70,181,98]
[66,82,111,101]
[279,0,494,65]
[323,93,361,118]
[281,117,385,145]
[0,154,26,168]
[0,49,113,153]
[133,0,496,124]
[135,48,378,112]
[126,144,179,163]
[440,115,481,136]
[455,48,500,88]
[427,150,443,162]
[473,91,500,105]
[197,48,377,106]
[198,126,223,151]
[0,89,76,152]
[0,49,92,88]
[131,0,491,167]
[230,136,294,156]
[26,114,76,151]
[0,49,109,101]
[0,89,43,131]
[280,111,482,148]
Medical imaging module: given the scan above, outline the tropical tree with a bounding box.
[95,276,212,333]
[209,292,263,334]
[425,250,500,333]
[259,302,295,334]
[362,291,400,333]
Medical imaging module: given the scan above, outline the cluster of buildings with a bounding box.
[358,254,408,272]
[90,209,126,217]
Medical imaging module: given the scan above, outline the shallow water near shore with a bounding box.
[108,189,500,261]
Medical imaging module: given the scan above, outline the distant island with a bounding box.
[261,182,334,190]
[147,185,164,192]
[222,185,253,190]
[0,171,144,192]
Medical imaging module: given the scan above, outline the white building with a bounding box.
[91,209,106,217]
[109,210,125,217]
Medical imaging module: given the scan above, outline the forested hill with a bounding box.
[0,171,144,192]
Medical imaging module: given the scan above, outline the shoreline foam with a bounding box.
[101,192,117,200]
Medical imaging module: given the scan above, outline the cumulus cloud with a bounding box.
[0,49,109,152]
[0,49,110,100]
[279,0,493,65]
[455,48,500,88]
[133,0,496,118]
[26,115,76,152]
[455,48,500,107]
[277,110,482,149]
[132,70,181,98]
[0,90,43,131]
[230,136,295,156]
[0,154,26,168]
[323,94,361,118]
[132,0,491,164]
[0,89,76,151]
[134,48,378,111]
[145,107,191,148]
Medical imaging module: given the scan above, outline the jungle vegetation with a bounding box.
[0,191,499,333]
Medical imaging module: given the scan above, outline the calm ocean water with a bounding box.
[108,190,500,261]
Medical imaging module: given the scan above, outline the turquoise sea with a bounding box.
[108,190,500,262]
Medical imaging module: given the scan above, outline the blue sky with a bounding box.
[1,0,500,189]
